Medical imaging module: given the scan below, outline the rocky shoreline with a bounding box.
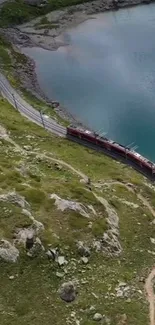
[1,0,154,51]
[0,0,154,124]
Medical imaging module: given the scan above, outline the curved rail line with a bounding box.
[0,72,155,181]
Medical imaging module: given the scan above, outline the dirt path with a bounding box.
[0,124,25,154]
[35,152,88,182]
[145,268,155,325]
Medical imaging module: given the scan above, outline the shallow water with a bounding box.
[23,3,155,161]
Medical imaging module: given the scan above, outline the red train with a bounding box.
[67,125,155,175]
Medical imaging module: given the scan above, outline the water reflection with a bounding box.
[22,3,155,160]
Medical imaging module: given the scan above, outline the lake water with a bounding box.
[23,3,155,161]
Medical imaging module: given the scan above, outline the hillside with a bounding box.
[0,95,155,325]
[0,1,155,324]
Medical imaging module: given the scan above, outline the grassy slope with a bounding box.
[0,13,155,325]
[0,97,155,325]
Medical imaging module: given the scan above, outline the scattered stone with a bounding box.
[92,292,99,299]
[89,306,96,312]
[54,162,62,170]
[77,241,91,257]
[115,282,130,298]
[23,145,32,151]
[46,248,59,260]
[22,208,32,218]
[81,257,89,264]
[56,272,65,278]
[9,275,15,280]
[46,249,55,260]
[0,239,19,262]
[139,276,145,283]
[59,281,77,302]
[81,279,89,284]
[93,313,102,321]
[57,256,68,266]
[150,238,155,244]
[71,311,76,317]
[118,282,127,287]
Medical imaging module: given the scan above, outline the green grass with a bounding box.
[34,16,59,29]
[0,0,93,28]
[35,22,60,29]
[0,85,154,325]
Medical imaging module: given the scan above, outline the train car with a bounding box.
[67,125,97,144]
[110,142,126,157]
[127,150,153,173]
[67,125,112,151]
[67,125,155,177]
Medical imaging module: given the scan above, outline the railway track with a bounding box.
[0,72,155,182]
[0,73,66,137]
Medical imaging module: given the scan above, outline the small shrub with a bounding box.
[39,16,49,25]
[23,188,46,205]
[68,211,89,230]
[92,218,107,237]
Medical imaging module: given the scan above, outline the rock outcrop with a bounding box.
[0,239,19,262]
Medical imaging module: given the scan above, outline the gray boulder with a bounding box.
[59,281,77,302]
[0,239,19,262]
[77,241,90,257]
[93,313,103,321]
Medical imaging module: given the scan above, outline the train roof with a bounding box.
[129,150,153,165]
[68,125,155,167]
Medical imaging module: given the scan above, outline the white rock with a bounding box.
[81,257,89,264]
[50,194,90,218]
[57,256,68,266]
[93,313,102,321]
[92,292,99,299]
[22,209,32,217]
[118,282,127,287]
[0,239,19,262]
[9,275,15,280]
[0,192,30,209]
[90,306,96,312]
[56,272,64,278]
[150,238,155,244]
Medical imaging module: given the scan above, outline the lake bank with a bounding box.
[1,0,154,51]
[21,3,155,160]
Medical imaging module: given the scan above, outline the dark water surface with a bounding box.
[23,3,155,161]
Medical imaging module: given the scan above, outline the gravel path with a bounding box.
[145,268,155,325]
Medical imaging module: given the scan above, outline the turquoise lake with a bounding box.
[23,3,155,161]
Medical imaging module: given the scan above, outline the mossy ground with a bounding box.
[0,96,155,325]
